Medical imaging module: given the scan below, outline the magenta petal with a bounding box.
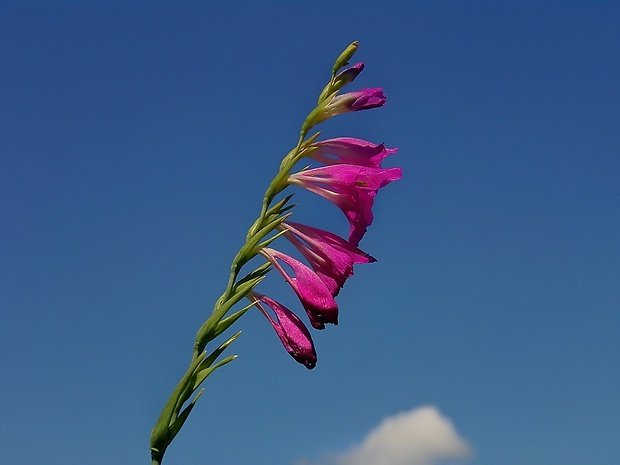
[288,164,402,246]
[350,88,386,110]
[334,88,386,111]
[250,292,317,369]
[334,62,365,85]
[261,248,338,329]
[281,221,376,296]
[317,88,386,123]
[309,137,398,168]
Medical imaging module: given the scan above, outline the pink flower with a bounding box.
[326,88,386,115]
[280,221,375,296]
[288,164,402,246]
[308,137,398,168]
[260,247,338,329]
[310,88,386,127]
[335,88,386,111]
[249,292,317,369]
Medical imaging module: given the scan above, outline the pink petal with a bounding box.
[250,292,317,369]
[281,221,375,296]
[333,62,365,86]
[335,88,386,111]
[316,88,386,123]
[261,248,338,329]
[288,164,402,246]
[309,137,398,168]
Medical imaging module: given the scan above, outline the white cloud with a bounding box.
[298,406,472,465]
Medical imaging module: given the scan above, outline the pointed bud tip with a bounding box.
[333,41,360,75]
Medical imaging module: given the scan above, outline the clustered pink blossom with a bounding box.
[255,66,401,368]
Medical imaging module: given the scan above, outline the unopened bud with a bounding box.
[318,62,365,103]
[332,62,365,91]
[332,41,359,75]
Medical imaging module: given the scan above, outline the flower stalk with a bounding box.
[150,41,400,464]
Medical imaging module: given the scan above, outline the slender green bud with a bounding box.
[332,41,359,76]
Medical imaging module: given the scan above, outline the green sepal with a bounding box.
[327,75,353,96]
[196,331,241,377]
[260,209,295,237]
[192,354,238,393]
[273,202,296,216]
[235,262,271,287]
[261,210,293,231]
[265,193,295,217]
[256,228,288,250]
[292,132,321,164]
[194,273,267,351]
[167,346,237,445]
[167,389,204,444]
[227,274,267,305]
[277,145,301,174]
[237,213,292,267]
[298,145,318,161]
[318,83,334,104]
[302,131,321,147]
[211,300,256,340]
[173,332,241,425]
[225,265,269,307]
[302,99,330,134]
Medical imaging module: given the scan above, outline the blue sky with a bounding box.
[1,2,619,465]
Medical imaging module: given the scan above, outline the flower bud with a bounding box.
[332,41,360,75]
[318,62,366,103]
[332,62,365,92]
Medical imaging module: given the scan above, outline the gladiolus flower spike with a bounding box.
[151,41,400,465]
